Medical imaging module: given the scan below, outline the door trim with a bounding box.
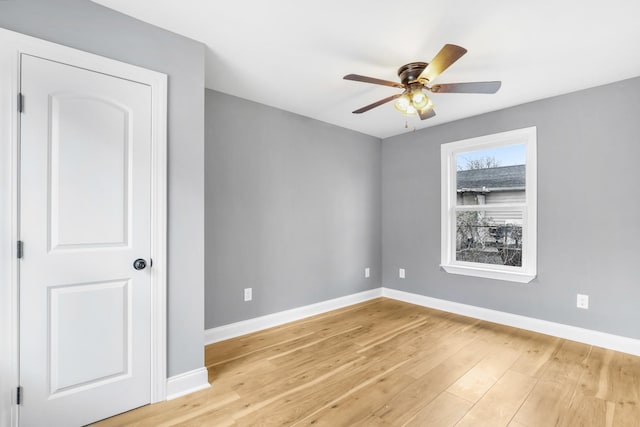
[0,27,168,426]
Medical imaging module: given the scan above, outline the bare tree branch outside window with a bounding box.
[458,156,501,171]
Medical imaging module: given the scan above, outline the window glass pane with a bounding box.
[456,144,526,206]
[455,211,522,267]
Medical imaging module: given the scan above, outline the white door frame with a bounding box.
[0,28,168,426]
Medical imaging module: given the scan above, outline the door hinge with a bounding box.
[16,386,22,405]
[17,240,24,259]
[18,93,24,113]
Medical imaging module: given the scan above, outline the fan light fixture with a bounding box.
[344,44,502,120]
[394,88,431,116]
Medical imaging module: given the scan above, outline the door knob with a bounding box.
[133,258,147,270]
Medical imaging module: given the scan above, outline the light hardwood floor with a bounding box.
[95,298,640,426]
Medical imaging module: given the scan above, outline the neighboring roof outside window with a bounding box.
[457,164,525,192]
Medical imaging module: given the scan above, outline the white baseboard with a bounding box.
[204,288,382,345]
[381,287,640,356]
[202,286,640,357]
[166,367,210,400]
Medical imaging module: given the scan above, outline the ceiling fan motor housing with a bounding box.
[398,62,428,84]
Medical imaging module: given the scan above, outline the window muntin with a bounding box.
[441,128,536,283]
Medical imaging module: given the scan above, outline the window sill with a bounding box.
[440,264,536,283]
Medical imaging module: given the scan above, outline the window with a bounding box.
[440,127,537,283]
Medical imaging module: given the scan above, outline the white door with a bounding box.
[19,54,153,426]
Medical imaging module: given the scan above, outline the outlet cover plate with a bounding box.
[577,294,589,309]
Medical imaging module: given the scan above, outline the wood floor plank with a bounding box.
[447,346,521,403]
[610,399,640,427]
[599,350,640,403]
[232,358,403,426]
[510,330,562,378]
[512,340,592,426]
[555,393,609,427]
[292,372,416,426]
[361,337,491,425]
[204,299,386,366]
[229,347,362,402]
[454,370,536,427]
[402,392,472,427]
[94,389,241,426]
[579,346,614,399]
[233,348,416,426]
[94,298,640,427]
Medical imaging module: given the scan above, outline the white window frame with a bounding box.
[440,126,537,283]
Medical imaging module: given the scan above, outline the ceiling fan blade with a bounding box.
[352,94,402,114]
[418,44,467,83]
[430,81,502,94]
[418,106,436,120]
[344,74,405,89]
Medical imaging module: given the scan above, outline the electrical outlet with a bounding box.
[244,288,252,302]
[577,294,589,309]
[399,268,405,279]
[365,267,370,278]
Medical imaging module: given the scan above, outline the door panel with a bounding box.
[49,279,130,395]
[50,95,131,249]
[20,53,152,426]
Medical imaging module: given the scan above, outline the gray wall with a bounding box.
[0,0,206,376]
[205,90,381,328]
[382,76,640,339]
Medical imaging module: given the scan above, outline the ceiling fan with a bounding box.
[343,44,501,120]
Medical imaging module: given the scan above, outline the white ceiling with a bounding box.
[93,0,640,139]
